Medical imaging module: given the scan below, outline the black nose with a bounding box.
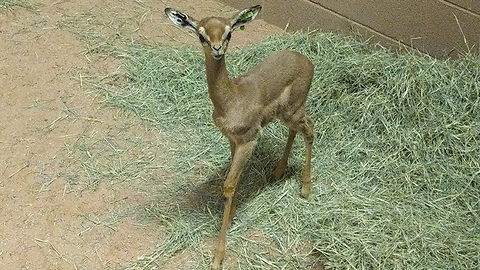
[213,45,221,51]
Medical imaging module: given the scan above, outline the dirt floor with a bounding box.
[0,0,282,269]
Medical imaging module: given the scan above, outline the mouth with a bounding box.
[212,51,224,60]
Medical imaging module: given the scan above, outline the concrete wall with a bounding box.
[221,0,480,58]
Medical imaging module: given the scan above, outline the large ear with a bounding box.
[165,8,198,32]
[230,5,262,31]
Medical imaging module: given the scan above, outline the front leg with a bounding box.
[212,140,256,270]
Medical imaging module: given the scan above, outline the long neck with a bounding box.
[204,53,232,111]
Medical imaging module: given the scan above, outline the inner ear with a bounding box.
[165,8,198,32]
[199,34,210,45]
[231,5,262,31]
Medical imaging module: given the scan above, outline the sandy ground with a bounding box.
[0,0,282,269]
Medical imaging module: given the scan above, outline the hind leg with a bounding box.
[298,116,314,197]
[229,139,236,160]
[273,128,297,180]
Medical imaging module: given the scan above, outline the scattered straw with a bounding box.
[0,0,37,11]
[94,32,479,269]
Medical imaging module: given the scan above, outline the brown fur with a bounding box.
[165,6,314,269]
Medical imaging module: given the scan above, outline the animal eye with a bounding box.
[199,34,208,44]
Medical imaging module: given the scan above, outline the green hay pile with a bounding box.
[98,32,479,269]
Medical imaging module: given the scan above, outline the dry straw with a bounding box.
[0,0,37,10]
[95,32,479,269]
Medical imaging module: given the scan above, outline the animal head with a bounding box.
[165,5,262,60]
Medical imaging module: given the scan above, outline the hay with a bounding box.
[0,0,37,10]
[96,32,479,269]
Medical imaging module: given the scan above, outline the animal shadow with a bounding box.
[181,136,302,216]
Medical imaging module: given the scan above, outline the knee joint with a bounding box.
[223,184,236,198]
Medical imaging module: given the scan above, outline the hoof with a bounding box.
[212,259,222,270]
[272,170,283,181]
[301,184,310,198]
[272,165,286,181]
